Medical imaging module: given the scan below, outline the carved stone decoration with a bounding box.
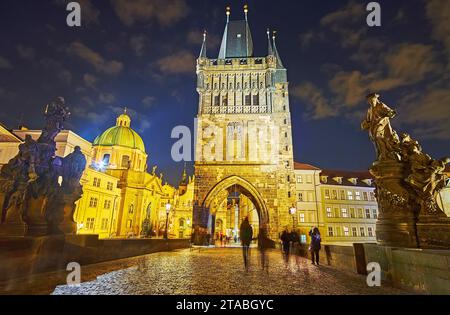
[0,97,82,237]
[362,93,450,249]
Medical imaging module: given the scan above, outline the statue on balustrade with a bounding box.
[0,97,85,237]
[362,93,450,248]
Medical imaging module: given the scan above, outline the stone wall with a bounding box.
[0,236,189,282]
[363,243,450,294]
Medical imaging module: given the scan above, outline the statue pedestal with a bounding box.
[23,196,49,237]
[417,216,450,249]
[0,205,27,237]
[376,219,418,248]
[370,161,420,248]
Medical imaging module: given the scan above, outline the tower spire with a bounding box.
[267,28,273,56]
[272,31,284,68]
[244,4,248,21]
[199,30,207,59]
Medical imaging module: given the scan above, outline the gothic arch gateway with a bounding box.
[203,176,270,231]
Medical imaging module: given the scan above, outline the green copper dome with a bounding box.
[93,110,146,153]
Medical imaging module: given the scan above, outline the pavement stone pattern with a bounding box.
[52,248,410,295]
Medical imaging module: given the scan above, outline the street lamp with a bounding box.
[164,202,171,240]
[289,206,297,229]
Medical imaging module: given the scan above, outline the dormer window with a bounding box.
[349,178,358,185]
[321,176,328,183]
[333,177,343,184]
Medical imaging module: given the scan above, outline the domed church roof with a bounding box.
[93,109,146,153]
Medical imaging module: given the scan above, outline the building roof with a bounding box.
[320,169,374,187]
[0,123,22,143]
[218,19,253,59]
[93,111,146,153]
[294,162,321,171]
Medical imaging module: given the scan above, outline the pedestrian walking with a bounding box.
[290,229,302,270]
[240,217,253,272]
[309,227,322,265]
[258,224,271,272]
[280,227,291,268]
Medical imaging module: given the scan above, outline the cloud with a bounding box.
[320,1,366,48]
[291,82,337,120]
[83,73,98,88]
[0,56,12,69]
[99,93,116,104]
[328,43,441,107]
[187,29,220,51]
[426,0,450,60]
[399,84,450,139]
[299,30,315,48]
[142,96,156,108]
[16,45,35,61]
[130,35,149,57]
[111,0,188,27]
[68,41,124,75]
[156,50,195,74]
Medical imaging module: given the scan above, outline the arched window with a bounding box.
[129,204,134,214]
[102,154,110,166]
[179,218,185,228]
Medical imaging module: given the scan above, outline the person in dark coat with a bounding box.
[280,227,291,267]
[258,224,271,272]
[240,217,253,272]
[309,227,321,265]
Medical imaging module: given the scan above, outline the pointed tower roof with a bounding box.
[218,5,254,59]
[199,30,207,59]
[180,162,188,185]
[272,31,284,69]
[267,28,273,56]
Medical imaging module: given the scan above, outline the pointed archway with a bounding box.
[196,176,269,243]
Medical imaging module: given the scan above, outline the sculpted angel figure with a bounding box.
[401,133,450,214]
[361,93,401,162]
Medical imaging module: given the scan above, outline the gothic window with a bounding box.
[253,94,259,105]
[222,96,228,106]
[237,82,240,89]
[260,82,263,89]
[222,83,225,89]
[229,83,233,90]
[214,95,220,106]
[245,94,251,105]
[252,82,256,89]
[214,83,218,90]
[244,82,248,89]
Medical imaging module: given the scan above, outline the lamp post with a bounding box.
[289,206,297,229]
[164,202,171,240]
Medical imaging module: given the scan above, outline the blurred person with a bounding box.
[280,227,291,268]
[258,224,271,272]
[240,217,253,272]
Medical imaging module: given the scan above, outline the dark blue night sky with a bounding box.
[0,0,448,185]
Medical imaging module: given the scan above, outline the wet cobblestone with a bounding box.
[52,248,410,295]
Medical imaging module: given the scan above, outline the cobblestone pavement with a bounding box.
[52,248,410,295]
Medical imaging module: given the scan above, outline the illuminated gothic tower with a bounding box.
[193,6,296,241]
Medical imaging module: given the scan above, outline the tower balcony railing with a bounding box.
[202,105,269,115]
[201,57,269,68]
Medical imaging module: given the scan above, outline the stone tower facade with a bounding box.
[193,6,296,241]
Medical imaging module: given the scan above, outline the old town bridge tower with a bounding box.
[193,6,296,242]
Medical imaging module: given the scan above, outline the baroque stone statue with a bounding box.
[362,93,450,248]
[0,97,85,237]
